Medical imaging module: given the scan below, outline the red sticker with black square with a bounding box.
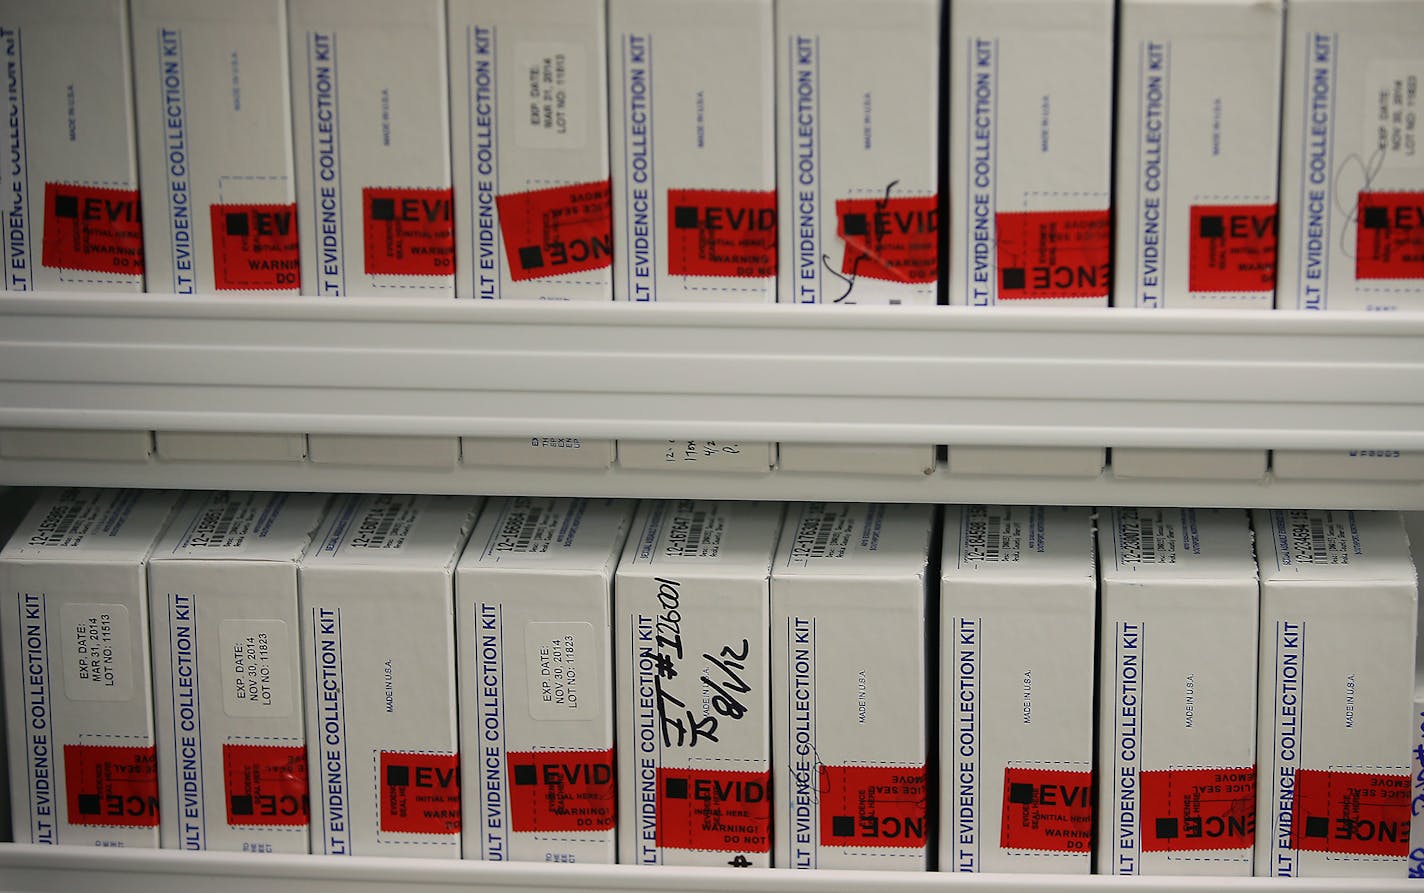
[1356,191,1424,280]
[210,203,299,291]
[1000,766,1093,852]
[42,183,144,275]
[656,767,770,853]
[835,194,939,284]
[63,744,158,827]
[508,748,615,832]
[1189,204,1277,293]
[496,180,612,281]
[362,187,455,276]
[222,743,309,826]
[380,751,460,834]
[666,188,776,278]
[1140,766,1254,852]
[818,764,927,848]
[996,209,1110,299]
[1290,768,1410,856]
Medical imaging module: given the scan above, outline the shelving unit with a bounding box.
[1,294,1422,508]
[1,294,1423,893]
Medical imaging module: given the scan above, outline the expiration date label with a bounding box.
[524,621,594,720]
[1366,62,1421,168]
[515,41,586,150]
[220,619,293,717]
[60,603,133,701]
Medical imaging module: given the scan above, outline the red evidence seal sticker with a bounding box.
[210,203,300,291]
[1356,192,1424,280]
[508,748,615,833]
[496,180,612,281]
[41,183,144,275]
[1000,767,1094,852]
[655,767,771,853]
[1291,768,1410,857]
[222,743,309,827]
[818,764,927,849]
[362,187,455,276]
[1140,766,1255,853]
[379,751,460,834]
[995,209,1110,300]
[63,744,159,827]
[835,194,939,284]
[665,188,776,278]
[1189,204,1277,293]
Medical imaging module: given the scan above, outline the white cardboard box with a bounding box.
[457,496,635,864]
[148,490,329,854]
[775,0,938,306]
[288,0,454,296]
[1276,0,1424,311]
[1,488,178,846]
[615,499,783,867]
[0,0,144,293]
[608,0,776,303]
[771,502,933,870]
[1113,0,1282,310]
[941,504,1096,874]
[1098,506,1259,876]
[947,0,1113,307]
[131,0,298,295]
[1254,508,1418,877]
[300,493,480,858]
[448,0,612,301]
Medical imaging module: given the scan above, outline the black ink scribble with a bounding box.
[824,179,901,302]
[1333,148,1386,260]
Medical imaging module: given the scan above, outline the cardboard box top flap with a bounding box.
[1,488,178,563]
[1254,509,1418,584]
[151,491,328,562]
[620,500,782,577]
[942,504,1096,582]
[1099,506,1257,583]
[306,493,480,570]
[773,502,932,578]
[460,497,635,573]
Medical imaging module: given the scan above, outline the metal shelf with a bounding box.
[0,294,1421,507]
[0,845,1414,893]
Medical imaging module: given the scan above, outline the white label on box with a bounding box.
[524,621,595,720]
[514,42,586,150]
[60,603,133,702]
[220,619,293,718]
[1365,62,1422,169]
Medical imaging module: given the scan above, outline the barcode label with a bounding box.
[490,499,559,556]
[24,489,97,549]
[1117,508,1173,565]
[1308,516,1327,563]
[1282,510,1351,566]
[510,507,546,552]
[962,505,1021,563]
[661,502,727,559]
[348,495,417,551]
[187,497,247,549]
[787,503,853,564]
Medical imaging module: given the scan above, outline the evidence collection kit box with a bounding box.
[608,0,776,303]
[288,0,454,296]
[1255,509,1418,878]
[774,0,939,306]
[1112,0,1283,311]
[947,0,1114,308]
[0,0,144,293]
[1,488,178,846]
[457,496,634,864]
[131,0,298,295]
[300,493,480,858]
[1276,0,1424,312]
[147,490,328,853]
[615,499,782,867]
[1098,507,1259,876]
[940,504,1096,874]
[771,502,934,870]
[448,0,612,301]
